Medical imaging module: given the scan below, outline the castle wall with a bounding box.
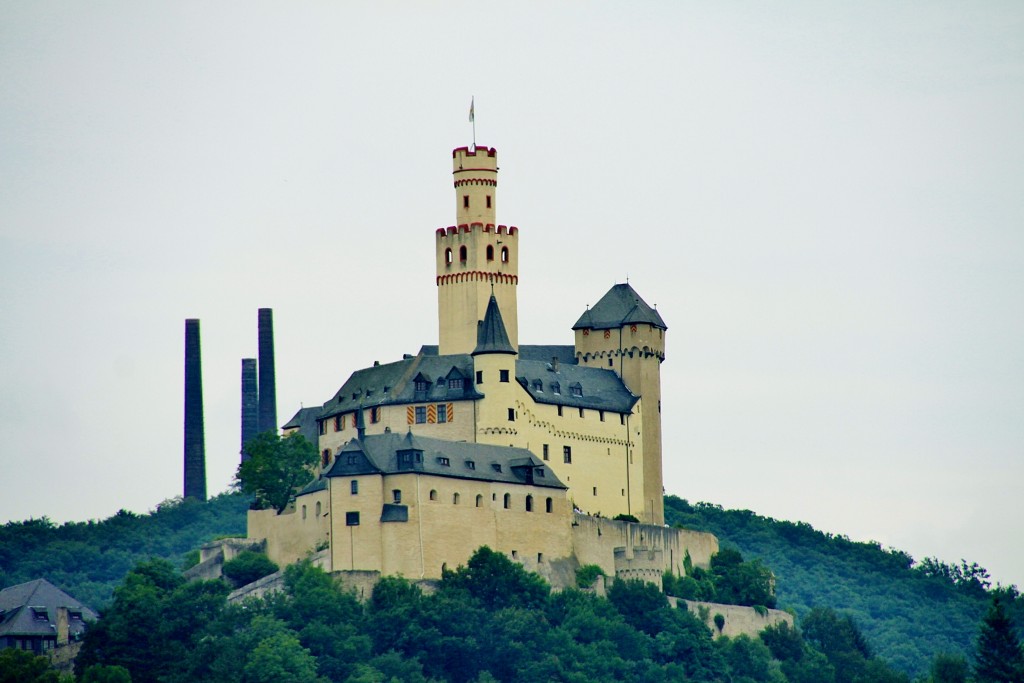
[675,599,794,639]
[472,369,647,522]
[249,486,330,567]
[569,513,718,581]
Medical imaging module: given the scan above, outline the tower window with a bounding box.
[546,497,553,513]
[609,358,613,367]
[459,246,467,262]
[429,489,438,501]
[475,494,483,507]
[500,369,509,382]
[526,495,533,512]
[620,414,626,425]
[445,248,453,265]
[503,493,511,509]
[563,446,572,463]
[486,195,492,208]
[557,405,563,417]
[393,489,402,503]
[351,480,358,495]
[579,408,584,418]
[463,195,469,208]
[501,246,509,263]
[346,511,360,526]
[486,245,494,261]
[600,411,605,422]
[476,371,483,384]
[507,408,515,421]
[543,444,549,460]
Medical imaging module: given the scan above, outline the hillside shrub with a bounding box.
[221,551,279,586]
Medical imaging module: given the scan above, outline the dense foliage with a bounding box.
[0,492,248,609]
[973,596,1024,682]
[221,551,279,587]
[664,547,777,608]
[664,496,1024,678]
[75,549,912,683]
[237,433,319,513]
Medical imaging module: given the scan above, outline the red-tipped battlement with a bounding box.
[452,146,496,158]
[435,224,519,237]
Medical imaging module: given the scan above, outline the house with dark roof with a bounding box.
[255,143,716,586]
[0,579,97,655]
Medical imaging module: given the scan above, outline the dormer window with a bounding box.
[532,379,543,392]
[551,382,560,395]
[571,383,583,398]
[437,457,450,466]
[448,378,463,390]
[415,380,429,392]
[492,463,502,473]
[465,460,476,470]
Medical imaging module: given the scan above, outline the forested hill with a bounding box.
[664,495,1023,677]
[2,492,1021,678]
[0,492,248,608]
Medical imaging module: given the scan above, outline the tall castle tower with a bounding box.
[436,146,519,355]
[573,284,667,525]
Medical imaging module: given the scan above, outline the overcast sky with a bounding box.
[2,2,1022,587]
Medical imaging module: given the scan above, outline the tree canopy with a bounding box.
[237,433,319,513]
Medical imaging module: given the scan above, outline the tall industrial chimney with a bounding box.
[257,308,278,435]
[241,358,258,460]
[183,319,207,501]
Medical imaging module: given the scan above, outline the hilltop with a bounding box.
[2,492,1020,677]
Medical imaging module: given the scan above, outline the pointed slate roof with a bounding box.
[572,283,667,331]
[472,295,516,355]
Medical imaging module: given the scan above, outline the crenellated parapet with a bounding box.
[435,223,519,237]
[576,346,666,364]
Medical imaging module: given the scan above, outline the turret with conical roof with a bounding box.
[473,293,516,356]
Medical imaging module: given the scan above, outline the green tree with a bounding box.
[243,630,324,683]
[929,653,968,683]
[237,433,319,513]
[974,596,1024,682]
[80,665,132,683]
[441,546,549,610]
[0,648,62,683]
[222,550,279,586]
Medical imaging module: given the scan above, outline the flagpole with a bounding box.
[469,96,476,150]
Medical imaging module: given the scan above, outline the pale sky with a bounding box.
[2,2,1022,587]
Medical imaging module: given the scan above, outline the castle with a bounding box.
[246,144,720,587]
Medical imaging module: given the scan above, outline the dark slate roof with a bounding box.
[516,360,638,413]
[323,432,566,490]
[0,579,97,639]
[319,353,483,420]
[472,295,516,356]
[518,344,576,365]
[572,283,667,331]
[282,406,321,445]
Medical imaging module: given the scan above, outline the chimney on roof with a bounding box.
[257,308,278,435]
[551,356,559,373]
[55,606,69,647]
[240,358,258,460]
[183,319,207,501]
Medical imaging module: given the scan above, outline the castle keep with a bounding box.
[247,144,718,586]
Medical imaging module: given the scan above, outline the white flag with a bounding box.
[469,98,475,123]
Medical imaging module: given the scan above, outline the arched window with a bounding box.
[315,501,321,516]
[546,497,553,513]
[486,245,494,261]
[525,495,533,512]
[459,246,467,262]
[475,494,483,507]
[500,246,509,263]
[503,493,511,509]
[429,489,438,501]
[445,248,453,265]
[453,492,460,505]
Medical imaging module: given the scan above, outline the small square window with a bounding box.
[500,369,510,383]
[346,511,360,526]
[438,457,450,466]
